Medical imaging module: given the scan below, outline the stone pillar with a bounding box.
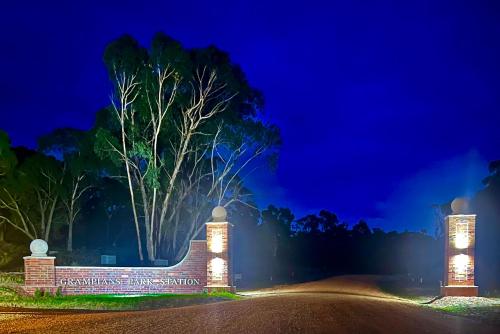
[23,239,57,295]
[441,214,478,296]
[206,206,235,292]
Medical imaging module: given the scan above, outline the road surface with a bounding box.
[1,276,498,333]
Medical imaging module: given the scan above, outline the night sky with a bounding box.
[1,1,499,233]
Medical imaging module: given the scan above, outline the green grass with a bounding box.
[431,304,500,326]
[0,270,239,311]
[0,272,24,286]
[0,286,240,311]
[434,304,500,315]
[435,305,470,313]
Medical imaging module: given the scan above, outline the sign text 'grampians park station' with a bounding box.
[58,277,202,286]
[22,206,234,295]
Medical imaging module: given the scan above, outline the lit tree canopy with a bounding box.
[93,33,280,261]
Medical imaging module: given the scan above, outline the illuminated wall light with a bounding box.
[454,222,469,249]
[211,257,225,281]
[210,229,224,253]
[453,254,469,281]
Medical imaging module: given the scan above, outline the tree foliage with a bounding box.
[0,134,64,241]
[93,33,280,262]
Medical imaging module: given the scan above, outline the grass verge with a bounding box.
[428,302,500,327]
[374,276,500,327]
[0,286,240,311]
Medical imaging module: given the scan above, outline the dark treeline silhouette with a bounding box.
[474,160,500,293]
[232,204,443,289]
[233,161,500,293]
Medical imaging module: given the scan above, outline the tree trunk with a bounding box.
[121,116,144,262]
[44,195,58,241]
[172,209,181,255]
[138,176,155,262]
[158,131,192,248]
[67,220,73,252]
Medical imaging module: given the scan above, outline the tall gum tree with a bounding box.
[95,33,280,263]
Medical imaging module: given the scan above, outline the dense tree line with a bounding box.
[233,205,443,288]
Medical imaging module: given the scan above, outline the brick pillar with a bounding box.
[23,256,57,295]
[206,206,235,292]
[441,214,478,296]
[23,239,57,295]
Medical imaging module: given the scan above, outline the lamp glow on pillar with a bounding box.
[453,254,469,281]
[455,222,469,249]
[211,229,224,253]
[211,257,225,281]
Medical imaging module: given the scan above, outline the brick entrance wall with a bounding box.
[23,208,234,296]
[23,240,207,295]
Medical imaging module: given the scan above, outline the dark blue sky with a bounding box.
[1,1,499,232]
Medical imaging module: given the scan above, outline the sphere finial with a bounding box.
[212,206,227,222]
[451,197,470,214]
[30,239,48,257]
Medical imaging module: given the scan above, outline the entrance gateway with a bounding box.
[22,207,234,295]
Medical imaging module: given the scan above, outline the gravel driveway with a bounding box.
[1,276,498,333]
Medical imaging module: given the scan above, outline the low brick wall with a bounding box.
[23,240,207,295]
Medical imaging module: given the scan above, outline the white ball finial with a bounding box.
[212,206,227,222]
[30,239,48,257]
[451,197,470,214]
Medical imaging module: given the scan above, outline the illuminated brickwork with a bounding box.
[23,241,208,295]
[23,206,235,296]
[206,221,234,292]
[22,256,58,295]
[441,214,478,297]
